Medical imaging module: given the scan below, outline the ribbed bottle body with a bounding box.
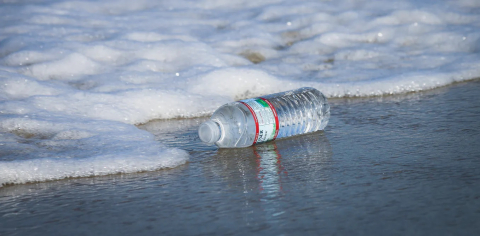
[262,87,330,139]
[198,87,330,148]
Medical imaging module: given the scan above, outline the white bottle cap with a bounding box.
[198,120,221,144]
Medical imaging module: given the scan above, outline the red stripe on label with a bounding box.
[239,101,259,145]
[260,97,279,140]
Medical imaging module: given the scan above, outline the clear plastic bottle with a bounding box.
[198,87,330,148]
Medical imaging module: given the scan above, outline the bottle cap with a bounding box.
[198,120,221,144]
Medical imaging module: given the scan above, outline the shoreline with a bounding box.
[1,79,480,235]
[1,77,479,188]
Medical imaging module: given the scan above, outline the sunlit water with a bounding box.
[1,80,479,235]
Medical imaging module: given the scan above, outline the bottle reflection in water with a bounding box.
[205,132,332,224]
[253,143,287,196]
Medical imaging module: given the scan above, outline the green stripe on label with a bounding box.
[256,99,269,108]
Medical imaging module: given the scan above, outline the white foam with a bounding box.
[0,0,479,185]
[0,114,188,186]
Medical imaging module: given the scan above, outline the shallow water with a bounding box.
[1,80,479,235]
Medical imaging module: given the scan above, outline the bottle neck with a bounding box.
[198,120,221,144]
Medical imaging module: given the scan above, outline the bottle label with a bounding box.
[239,98,279,144]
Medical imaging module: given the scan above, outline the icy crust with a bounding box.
[0,0,480,185]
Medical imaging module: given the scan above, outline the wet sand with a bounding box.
[1,79,480,235]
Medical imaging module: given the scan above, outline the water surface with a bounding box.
[1,80,479,235]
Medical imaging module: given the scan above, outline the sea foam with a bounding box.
[1,0,479,185]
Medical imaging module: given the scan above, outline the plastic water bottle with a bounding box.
[198,87,330,148]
